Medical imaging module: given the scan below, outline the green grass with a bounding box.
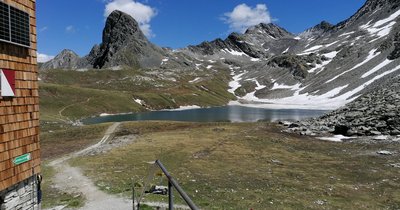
[39,83,145,121]
[40,123,110,160]
[69,121,400,209]
[41,164,85,209]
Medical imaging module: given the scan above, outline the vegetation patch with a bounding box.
[69,121,400,209]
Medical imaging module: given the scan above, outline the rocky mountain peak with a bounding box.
[40,49,80,70]
[102,10,147,48]
[245,23,293,39]
[91,10,149,68]
[314,21,334,31]
[299,21,333,38]
[59,49,79,57]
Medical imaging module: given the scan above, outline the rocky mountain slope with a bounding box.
[42,0,400,111]
[289,76,400,137]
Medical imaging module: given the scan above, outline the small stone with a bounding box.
[390,163,400,168]
[370,131,382,136]
[377,150,393,155]
[271,159,282,165]
[314,200,326,205]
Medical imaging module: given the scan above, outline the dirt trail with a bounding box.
[58,98,91,123]
[47,122,133,210]
[46,122,190,210]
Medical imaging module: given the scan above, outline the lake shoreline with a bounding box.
[82,105,329,125]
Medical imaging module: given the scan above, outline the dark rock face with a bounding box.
[388,31,400,60]
[87,10,164,69]
[300,21,333,38]
[40,49,80,70]
[93,10,146,68]
[244,23,293,39]
[267,54,324,79]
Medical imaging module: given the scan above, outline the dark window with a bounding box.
[0,2,30,47]
[10,6,30,47]
[0,2,10,42]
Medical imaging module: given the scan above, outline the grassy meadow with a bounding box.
[67,121,400,209]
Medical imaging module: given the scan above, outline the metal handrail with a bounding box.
[155,160,199,210]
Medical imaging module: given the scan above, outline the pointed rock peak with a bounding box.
[58,49,79,57]
[300,21,334,38]
[314,21,334,31]
[245,23,292,38]
[103,10,147,44]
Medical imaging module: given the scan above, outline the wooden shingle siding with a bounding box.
[0,0,39,191]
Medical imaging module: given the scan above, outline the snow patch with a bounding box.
[100,113,113,117]
[134,98,144,105]
[373,9,400,28]
[225,49,248,56]
[326,49,379,83]
[161,58,169,65]
[228,71,247,94]
[303,45,323,53]
[309,51,337,73]
[317,135,356,142]
[360,16,397,40]
[325,40,339,47]
[189,77,201,83]
[361,59,393,78]
[166,105,201,111]
[236,84,349,110]
[271,83,301,90]
[338,31,355,37]
[282,47,290,53]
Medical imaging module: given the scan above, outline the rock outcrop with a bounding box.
[85,10,165,69]
[40,49,80,70]
[296,77,400,136]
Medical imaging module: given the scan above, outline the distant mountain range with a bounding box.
[41,0,400,110]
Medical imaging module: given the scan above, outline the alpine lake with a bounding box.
[82,105,328,124]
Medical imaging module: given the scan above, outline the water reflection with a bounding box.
[83,105,328,125]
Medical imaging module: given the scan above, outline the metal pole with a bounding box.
[155,160,199,210]
[132,180,135,210]
[168,181,173,210]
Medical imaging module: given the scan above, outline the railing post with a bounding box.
[132,180,135,210]
[168,181,173,210]
[155,160,199,210]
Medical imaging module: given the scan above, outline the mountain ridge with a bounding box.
[41,0,400,112]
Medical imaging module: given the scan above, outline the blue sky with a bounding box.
[37,0,366,62]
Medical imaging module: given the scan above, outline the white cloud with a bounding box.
[223,4,272,33]
[39,26,48,32]
[37,53,54,63]
[104,0,157,38]
[65,25,76,33]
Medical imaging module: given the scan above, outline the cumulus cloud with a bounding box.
[37,53,54,63]
[104,0,157,37]
[223,4,272,33]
